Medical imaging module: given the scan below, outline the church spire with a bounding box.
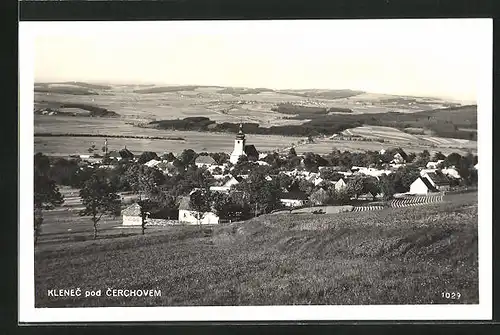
[236,123,245,140]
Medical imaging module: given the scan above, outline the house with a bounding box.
[225,176,243,188]
[391,148,408,164]
[107,150,122,161]
[209,186,231,193]
[155,161,175,175]
[244,145,259,161]
[195,155,217,168]
[474,163,478,170]
[280,190,308,207]
[420,168,437,176]
[409,176,437,195]
[178,196,219,225]
[122,203,143,226]
[119,147,135,160]
[334,178,347,191]
[144,159,161,168]
[426,160,444,169]
[421,171,450,191]
[255,160,270,166]
[441,167,461,179]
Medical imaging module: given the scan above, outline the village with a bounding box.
[34,123,478,238]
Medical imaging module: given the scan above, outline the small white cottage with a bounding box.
[178,197,220,225]
[122,203,142,226]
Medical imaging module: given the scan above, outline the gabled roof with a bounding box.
[244,145,259,158]
[394,148,409,161]
[119,147,134,159]
[178,196,192,211]
[108,150,121,158]
[195,155,216,165]
[418,176,437,191]
[424,172,449,186]
[122,203,141,216]
[144,159,161,167]
[156,161,172,170]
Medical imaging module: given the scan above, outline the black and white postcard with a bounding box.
[18,19,492,322]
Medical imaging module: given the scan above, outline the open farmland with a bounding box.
[34,82,476,156]
[336,125,477,154]
[35,191,477,307]
[34,116,303,156]
[294,138,476,156]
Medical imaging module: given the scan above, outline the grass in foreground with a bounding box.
[34,193,478,307]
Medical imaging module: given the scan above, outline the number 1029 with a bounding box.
[441,292,461,299]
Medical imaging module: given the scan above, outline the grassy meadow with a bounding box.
[34,192,478,307]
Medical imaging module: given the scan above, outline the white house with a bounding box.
[195,155,217,168]
[122,203,143,226]
[144,159,161,168]
[426,160,444,169]
[421,171,450,191]
[441,167,461,179]
[334,178,347,191]
[224,176,243,188]
[409,176,436,195]
[178,197,219,225]
[280,191,308,207]
[474,163,478,170]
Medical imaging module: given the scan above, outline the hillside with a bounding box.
[35,193,477,307]
[147,105,477,140]
[34,102,120,118]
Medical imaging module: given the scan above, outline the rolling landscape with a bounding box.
[34,81,477,157]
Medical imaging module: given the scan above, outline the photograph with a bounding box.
[19,19,492,322]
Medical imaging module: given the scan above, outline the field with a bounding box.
[34,115,303,156]
[335,125,477,155]
[34,191,478,307]
[33,82,476,156]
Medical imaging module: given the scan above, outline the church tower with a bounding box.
[230,124,247,164]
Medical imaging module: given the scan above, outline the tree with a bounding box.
[235,171,282,216]
[362,176,381,200]
[210,152,230,165]
[189,188,213,230]
[34,153,64,245]
[378,175,396,200]
[137,199,155,235]
[161,152,176,162]
[309,188,330,206]
[346,176,364,199]
[79,174,121,240]
[179,149,197,168]
[287,147,297,158]
[137,151,159,164]
[399,166,420,191]
[407,152,417,163]
[432,151,446,161]
[444,152,462,168]
[87,144,97,154]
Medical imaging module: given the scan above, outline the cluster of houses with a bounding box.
[76,126,476,227]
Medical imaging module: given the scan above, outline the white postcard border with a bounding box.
[18,19,492,322]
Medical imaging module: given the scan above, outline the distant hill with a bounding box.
[148,105,476,140]
[34,102,120,118]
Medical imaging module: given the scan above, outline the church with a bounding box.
[229,124,259,164]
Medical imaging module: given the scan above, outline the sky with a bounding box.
[32,19,490,102]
